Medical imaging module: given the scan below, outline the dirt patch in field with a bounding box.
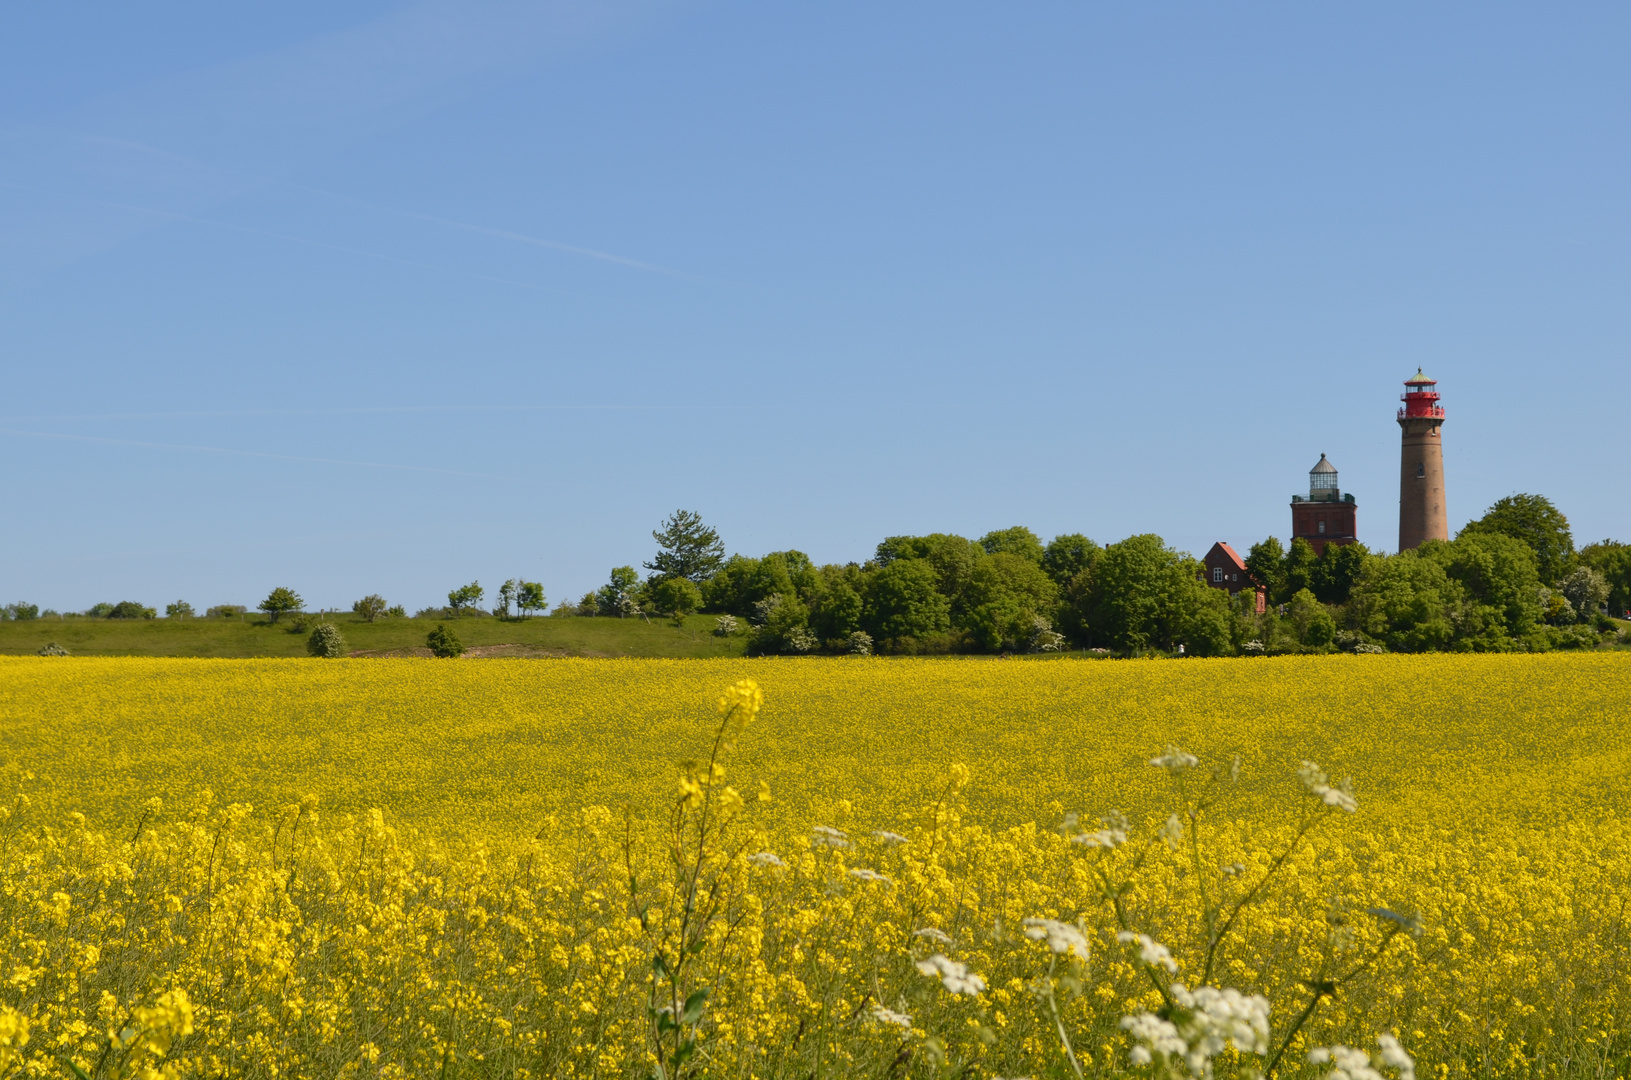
[346,644,610,659]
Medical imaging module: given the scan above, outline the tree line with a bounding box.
[571,500,1627,656]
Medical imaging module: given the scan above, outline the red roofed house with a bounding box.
[1201,542,1266,613]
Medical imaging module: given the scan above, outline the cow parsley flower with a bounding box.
[914,927,952,945]
[1117,931,1179,972]
[915,954,986,996]
[1073,827,1128,849]
[849,867,892,886]
[748,851,784,868]
[811,825,850,849]
[1297,762,1359,813]
[1159,813,1185,850]
[1022,917,1090,960]
[1121,1011,1186,1066]
[1309,1034,1415,1080]
[1150,746,1200,773]
[870,1005,913,1028]
[872,830,909,845]
[1123,984,1270,1077]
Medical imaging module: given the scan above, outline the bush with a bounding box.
[84,603,115,618]
[35,642,68,656]
[447,582,484,617]
[5,603,39,621]
[165,601,194,619]
[307,623,348,658]
[713,615,739,637]
[286,614,314,634]
[353,595,389,623]
[846,630,873,656]
[426,624,464,658]
[206,605,246,619]
[385,605,406,619]
[108,601,157,620]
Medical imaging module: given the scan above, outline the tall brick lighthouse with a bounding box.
[1397,370,1448,551]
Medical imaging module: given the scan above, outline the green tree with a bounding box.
[517,581,546,619]
[164,601,194,620]
[597,567,643,617]
[645,510,726,583]
[447,581,484,616]
[650,576,703,619]
[1042,533,1100,588]
[1312,542,1369,605]
[494,580,517,618]
[1423,532,1543,649]
[810,579,864,642]
[1245,538,1289,606]
[1079,534,1199,653]
[1284,538,1319,600]
[862,559,951,646]
[307,623,348,658]
[258,587,303,623]
[426,623,464,658]
[1287,589,1336,648]
[1461,494,1576,584]
[106,600,156,619]
[979,526,1045,563]
[1181,583,1236,657]
[1348,552,1458,652]
[960,552,1059,652]
[875,533,983,617]
[1579,541,1631,617]
[352,595,388,623]
[700,552,818,617]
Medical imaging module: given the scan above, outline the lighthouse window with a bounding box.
[1213,568,1223,582]
[1416,462,1425,478]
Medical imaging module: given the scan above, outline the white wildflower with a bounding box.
[1073,827,1128,849]
[849,867,893,886]
[1297,761,1359,814]
[870,1005,913,1029]
[1221,862,1246,877]
[1123,984,1270,1078]
[872,830,909,845]
[1159,813,1185,850]
[1375,1035,1416,1080]
[811,825,850,849]
[913,927,952,945]
[748,851,784,868]
[915,953,986,996]
[1117,931,1178,973]
[1150,746,1200,773]
[1022,917,1090,960]
[1172,983,1272,1074]
[1121,1011,1186,1067]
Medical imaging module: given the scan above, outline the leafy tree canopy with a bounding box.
[979,526,1045,564]
[1580,540,1631,617]
[862,559,951,645]
[645,510,726,583]
[259,587,303,623]
[1042,534,1100,588]
[1460,494,1575,585]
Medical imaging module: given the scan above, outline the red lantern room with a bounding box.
[1399,370,1445,420]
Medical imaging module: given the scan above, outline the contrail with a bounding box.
[0,427,507,480]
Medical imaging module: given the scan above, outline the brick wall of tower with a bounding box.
[1398,417,1448,550]
[1291,501,1357,557]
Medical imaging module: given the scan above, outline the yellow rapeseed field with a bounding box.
[1,654,1628,1078]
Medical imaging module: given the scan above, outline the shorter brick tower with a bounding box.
[1397,370,1448,551]
[1290,454,1357,556]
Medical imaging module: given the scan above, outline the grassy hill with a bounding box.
[0,611,749,658]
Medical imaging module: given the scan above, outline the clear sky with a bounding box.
[2,2,1627,614]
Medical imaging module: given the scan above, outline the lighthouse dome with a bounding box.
[1309,453,1339,498]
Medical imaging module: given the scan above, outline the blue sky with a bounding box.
[2,2,1627,613]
